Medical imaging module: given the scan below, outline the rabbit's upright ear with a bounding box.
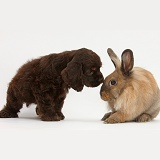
[107,48,121,69]
[61,59,84,92]
[121,49,134,76]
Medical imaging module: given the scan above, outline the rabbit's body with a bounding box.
[100,49,160,123]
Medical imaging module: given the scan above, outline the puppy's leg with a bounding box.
[36,97,66,120]
[0,90,23,118]
[55,97,66,120]
[36,103,61,121]
[34,92,61,121]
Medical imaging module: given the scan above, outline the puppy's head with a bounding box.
[61,48,104,92]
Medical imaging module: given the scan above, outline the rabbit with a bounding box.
[100,48,160,124]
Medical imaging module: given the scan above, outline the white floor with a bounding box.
[1,104,160,160]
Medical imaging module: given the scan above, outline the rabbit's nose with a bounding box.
[100,84,105,94]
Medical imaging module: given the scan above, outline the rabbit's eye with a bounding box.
[109,80,117,86]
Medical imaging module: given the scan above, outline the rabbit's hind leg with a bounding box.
[135,113,152,122]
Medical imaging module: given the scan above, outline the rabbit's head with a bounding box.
[100,48,134,102]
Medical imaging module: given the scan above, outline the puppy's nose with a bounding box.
[99,76,104,83]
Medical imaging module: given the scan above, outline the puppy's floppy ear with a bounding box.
[61,60,84,92]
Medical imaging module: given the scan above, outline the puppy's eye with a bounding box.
[109,80,117,86]
[86,67,97,76]
[87,71,94,76]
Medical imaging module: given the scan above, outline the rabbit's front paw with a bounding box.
[104,117,119,124]
[103,112,126,124]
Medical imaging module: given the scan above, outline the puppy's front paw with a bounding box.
[57,112,65,120]
[40,114,61,121]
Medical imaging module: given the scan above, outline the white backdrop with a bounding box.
[1,0,160,160]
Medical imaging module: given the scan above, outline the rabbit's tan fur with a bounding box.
[100,48,160,123]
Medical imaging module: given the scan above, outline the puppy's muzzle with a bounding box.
[97,73,104,83]
[98,76,104,83]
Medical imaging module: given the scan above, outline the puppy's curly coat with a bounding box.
[0,48,104,121]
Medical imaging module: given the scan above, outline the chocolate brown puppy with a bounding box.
[0,48,104,121]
